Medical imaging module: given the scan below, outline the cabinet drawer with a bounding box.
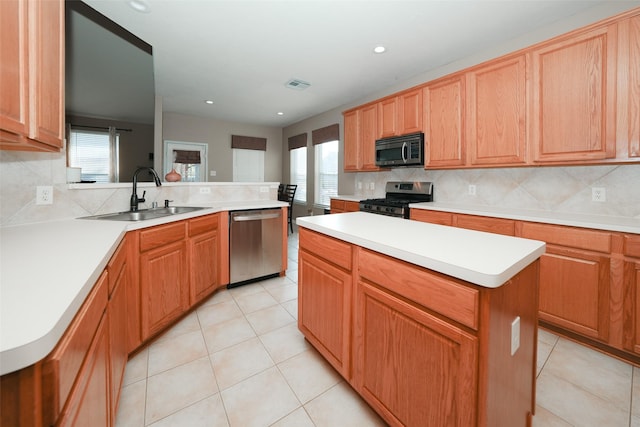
[624,234,640,258]
[358,248,479,330]
[299,228,352,271]
[139,221,186,252]
[410,209,453,226]
[42,271,108,424]
[330,199,346,212]
[189,213,219,237]
[520,222,611,253]
[344,200,360,212]
[455,214,515,236]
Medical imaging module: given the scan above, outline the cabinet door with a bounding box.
[189,230,218,304]
[0,0,29,140]
[397,88,422,135]
[532,25,617,162]
[454,214,515,236]
[0,0,63,151]
[28,0,64,148]
[58,317,110,427]
[140,240,189,339]
[107,244,129,420]
[378,97,397,138]
[468,55,527,165]
[360,103,379,170]
[423,76,466,167]
[617,14,640,159]
[343,109,360,171]
[538,246,610,341]
[354,280,478,427]
[298,250,352,378]
[627,260,640,354]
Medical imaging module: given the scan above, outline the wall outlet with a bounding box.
[468,184,477,196]
[357,182,362,190]
[210,170,216,177]
[260,186,269,193]
[592,187,606,202]
[199,187,211,194]
[511,316,521,356]
[370,182,375,190]
[36,186,53,205]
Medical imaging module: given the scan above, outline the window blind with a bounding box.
[314,140,339,206]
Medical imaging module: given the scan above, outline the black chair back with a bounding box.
[278,184,297,233]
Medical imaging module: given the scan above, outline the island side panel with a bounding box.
[477,260,540,427]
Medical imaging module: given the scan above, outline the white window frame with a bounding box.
[68,127,119,183]
[314,140,339,207]
[290,147,307,203]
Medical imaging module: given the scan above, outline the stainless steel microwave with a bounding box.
[374,132,424,167]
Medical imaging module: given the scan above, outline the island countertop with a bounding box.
[296,211,546,288]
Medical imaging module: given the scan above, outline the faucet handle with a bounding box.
[139,190,146,203]
[164,199,173,208]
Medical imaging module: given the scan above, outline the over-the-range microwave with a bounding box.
[374,132,424,167]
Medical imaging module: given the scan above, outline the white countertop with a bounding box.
[0,200,286,375]
[297,212,545,289]
[410,202,640,234]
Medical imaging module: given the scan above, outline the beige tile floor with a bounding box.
[116,232,640,427]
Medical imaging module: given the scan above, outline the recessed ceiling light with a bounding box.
[373,46,386,54]
[277,112,284,116]
[204,100,214,105]
[128,0,150,13]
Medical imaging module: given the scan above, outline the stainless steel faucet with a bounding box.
[130,167,162,211]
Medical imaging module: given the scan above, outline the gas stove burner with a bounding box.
[359,181,434,219]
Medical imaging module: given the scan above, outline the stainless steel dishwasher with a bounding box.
[229,208,283,288]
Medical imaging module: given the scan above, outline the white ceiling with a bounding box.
[81,0,634,128]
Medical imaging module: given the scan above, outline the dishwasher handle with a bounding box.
[232,212,281,222]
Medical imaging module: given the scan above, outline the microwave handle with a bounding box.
[402,142,407,163]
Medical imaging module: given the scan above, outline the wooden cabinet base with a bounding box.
[298,228,539,426]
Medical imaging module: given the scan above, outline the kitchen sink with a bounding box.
[80,206,207,221]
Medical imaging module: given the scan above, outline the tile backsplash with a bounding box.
[0,150,277,227]
[354,164,640,219]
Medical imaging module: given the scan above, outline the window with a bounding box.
[314,140,338,207]
[68,128,119,183]
[233,149,265,182]
[290,147,306,203]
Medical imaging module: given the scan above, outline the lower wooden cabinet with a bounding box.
[354,279,478,426]
[329,198,360,214]
[188,214,220,304]
[298,229,353,378]
[412,208,640,364]
[299,227,539,426]
[139,222,189,340]
[57,316,110,427]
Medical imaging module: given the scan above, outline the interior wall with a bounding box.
[162,112,283,183]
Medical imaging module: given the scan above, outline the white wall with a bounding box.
[163,112,283,183]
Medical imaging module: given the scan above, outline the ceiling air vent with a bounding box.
[285,78,311,90]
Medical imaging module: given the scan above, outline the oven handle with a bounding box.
[402,141,407,163]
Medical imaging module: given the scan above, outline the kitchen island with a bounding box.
[296,212,546,427]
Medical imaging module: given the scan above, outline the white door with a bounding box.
[163,140,208,182]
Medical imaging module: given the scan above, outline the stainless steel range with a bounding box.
[359,181,434,218]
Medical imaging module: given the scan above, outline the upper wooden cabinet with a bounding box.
[423,75,466,167]
[343,104,382,172]
[343,109,360,171]
[0,0,64,152]
[531,25,618,163]
[378,89,423,138]
[617,14,640,159]
[378,97,398,138]
[467,55,527,166]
